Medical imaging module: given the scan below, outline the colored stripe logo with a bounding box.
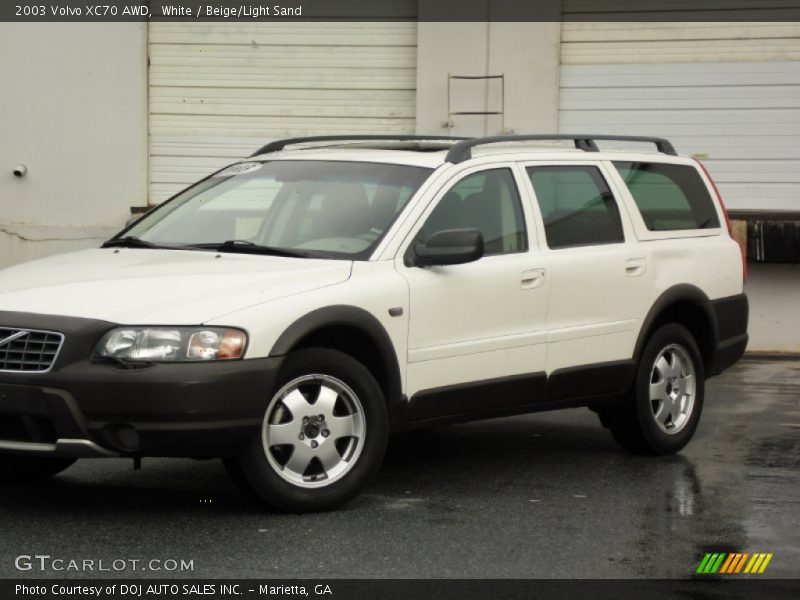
[696,552,773,574]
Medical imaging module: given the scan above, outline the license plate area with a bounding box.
[0,385,56,443]
[0,384,48,416]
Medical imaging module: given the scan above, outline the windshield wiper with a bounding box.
[187,240,313,258]
[102,236,172,249]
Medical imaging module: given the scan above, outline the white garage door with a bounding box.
[559,17,800,211]
[148,18,418,204]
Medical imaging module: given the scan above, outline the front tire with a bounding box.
[227,348,388,512]
[603,323,705,455]
[0,455,76,482]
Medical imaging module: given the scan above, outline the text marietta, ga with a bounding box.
[162,4,303,17]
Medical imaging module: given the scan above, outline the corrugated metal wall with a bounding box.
[559,8,800,211]
[561,23,800,64]
[148,18,418,204]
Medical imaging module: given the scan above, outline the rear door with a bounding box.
[522,161,653,385]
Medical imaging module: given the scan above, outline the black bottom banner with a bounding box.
[4,579,800,600]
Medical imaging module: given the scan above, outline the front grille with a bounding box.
[0,328,64,373]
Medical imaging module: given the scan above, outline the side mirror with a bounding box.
[412,228,484,267]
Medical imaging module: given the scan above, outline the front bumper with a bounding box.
[0,311,281,458]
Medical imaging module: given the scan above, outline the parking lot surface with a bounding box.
[1,359,798,579]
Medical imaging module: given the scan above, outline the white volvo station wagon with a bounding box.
[0,135,748,511]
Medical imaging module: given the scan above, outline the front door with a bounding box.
[397,165,550,419]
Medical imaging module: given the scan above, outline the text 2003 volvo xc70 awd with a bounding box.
[0,135,748,511]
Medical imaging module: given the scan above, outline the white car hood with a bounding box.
[0,248,352,324]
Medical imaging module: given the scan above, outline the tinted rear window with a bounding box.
[527,165,624,249]
[614,162,720,231]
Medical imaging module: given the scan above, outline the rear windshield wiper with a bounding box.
[102,236,172,249]
[187,240,314,258]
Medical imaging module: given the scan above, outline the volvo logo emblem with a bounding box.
[0,331,29,348]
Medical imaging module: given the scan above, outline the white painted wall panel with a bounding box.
[559,57,800,211]
[562,23,800,64]
[149,19,417,203]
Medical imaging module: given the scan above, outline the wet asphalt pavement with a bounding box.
[1,358,798,579]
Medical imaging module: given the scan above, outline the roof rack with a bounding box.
[249,135,469,158]
[445,134,677,163]
[248,134,678,162]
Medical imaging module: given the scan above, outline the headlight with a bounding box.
[95,327,247,362]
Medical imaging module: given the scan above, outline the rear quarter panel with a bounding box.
[603,154,744,302]
[639,235,744,303]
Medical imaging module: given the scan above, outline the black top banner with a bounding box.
[4,0,800,22]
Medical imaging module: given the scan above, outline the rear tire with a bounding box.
[603,323,704,455]
[227,348,388,512]
[0,455,76,482]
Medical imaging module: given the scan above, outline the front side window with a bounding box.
[614,162,721,231]
[122,161,432,260]
[419,168,528,255]
[527,165,624,249]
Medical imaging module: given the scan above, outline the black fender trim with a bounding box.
[269,305,404,427]
[633,284,717,363]
[633,285,749,378]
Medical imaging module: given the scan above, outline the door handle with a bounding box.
[521,268,546,290]
[625,258,647,277]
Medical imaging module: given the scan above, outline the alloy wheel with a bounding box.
[262,374,366,488]
[648,344,696,435]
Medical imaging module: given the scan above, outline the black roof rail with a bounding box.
[249,135,470,158]
[445,134,677,163]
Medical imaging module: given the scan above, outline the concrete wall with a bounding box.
[0,23,148,269]
[415,1,561,136]
[742,263,800,354]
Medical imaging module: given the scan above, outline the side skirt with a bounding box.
[405,360,635,429]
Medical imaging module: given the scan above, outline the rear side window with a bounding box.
[527,165,624,249]
[614,162,720,231]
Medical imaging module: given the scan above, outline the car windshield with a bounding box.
[120,160,433,260]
